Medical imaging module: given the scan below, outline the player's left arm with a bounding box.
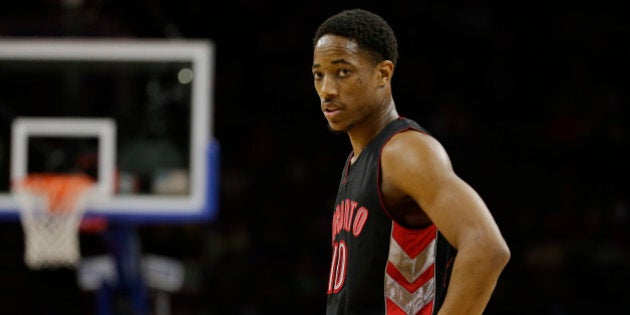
[381,131,511,315]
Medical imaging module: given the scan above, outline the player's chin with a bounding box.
[326,120,347,133]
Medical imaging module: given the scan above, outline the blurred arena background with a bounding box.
[0,0,628,314]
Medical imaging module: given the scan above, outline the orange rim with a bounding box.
[17,173,94,214]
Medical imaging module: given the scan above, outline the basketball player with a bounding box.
[312,9,511,314]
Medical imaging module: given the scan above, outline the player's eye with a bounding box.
[338,68,351,78]
[313,71,323,80]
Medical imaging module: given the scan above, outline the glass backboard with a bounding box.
[0,38,218,223]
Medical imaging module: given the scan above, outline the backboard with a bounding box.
[0,38,218,223]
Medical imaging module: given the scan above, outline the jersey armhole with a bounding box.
[376,127,425,222]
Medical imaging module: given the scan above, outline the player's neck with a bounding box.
[348,101,398,164]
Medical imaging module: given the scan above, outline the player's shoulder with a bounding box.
[382,128,450,165]
[387,128,443,152]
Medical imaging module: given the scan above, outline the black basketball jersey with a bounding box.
[326,117,457,315]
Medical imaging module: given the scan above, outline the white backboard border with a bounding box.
[11,117,116,201]
[0,38,216,222]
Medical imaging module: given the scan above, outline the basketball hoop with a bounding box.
[13,173,96,269]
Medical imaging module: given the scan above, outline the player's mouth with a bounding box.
[324,108,341,119]
[323,103,342,119]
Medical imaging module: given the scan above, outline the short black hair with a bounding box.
[313,8,399,66]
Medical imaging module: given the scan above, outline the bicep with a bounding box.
[421,176,500,250]
[382,132,501,250]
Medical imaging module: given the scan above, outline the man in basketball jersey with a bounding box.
[312,9,511,315]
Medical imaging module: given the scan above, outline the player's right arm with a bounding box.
[381,131,511,315]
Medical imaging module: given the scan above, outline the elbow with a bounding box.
[467,234,511,270]
[490,238,511,270]
[458,231,511,271]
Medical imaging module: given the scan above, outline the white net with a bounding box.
[14,174,95,269]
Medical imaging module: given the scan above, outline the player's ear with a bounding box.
[377,60,394,86]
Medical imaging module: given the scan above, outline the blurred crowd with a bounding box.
[0,1,628,314]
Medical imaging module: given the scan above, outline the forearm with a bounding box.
[437,244,510,314]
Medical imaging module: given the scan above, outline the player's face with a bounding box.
[312,35,383,132]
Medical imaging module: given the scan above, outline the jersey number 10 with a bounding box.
[327,240,347,294]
